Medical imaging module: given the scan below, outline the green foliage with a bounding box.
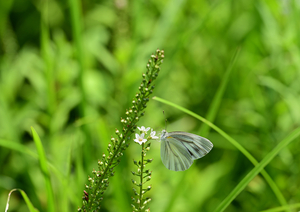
[1,0,300,212]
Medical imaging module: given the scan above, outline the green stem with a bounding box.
[139,143,145,211]
[86,131,128,209]
[68,0,93,170]
[85,101,147,209]
[68,0,86,115]
[41,0,56,116]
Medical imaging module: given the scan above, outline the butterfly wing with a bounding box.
[167,131,213,160]
[160,136,194,171]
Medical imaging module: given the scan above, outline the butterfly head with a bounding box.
[160,129,168,140]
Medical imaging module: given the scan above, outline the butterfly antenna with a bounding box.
[163,110,168,130]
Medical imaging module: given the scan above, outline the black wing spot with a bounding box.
[187,149,194,157]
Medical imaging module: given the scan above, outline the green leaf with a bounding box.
[31,127,55,212]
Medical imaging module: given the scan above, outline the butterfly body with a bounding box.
[160,130,213,171]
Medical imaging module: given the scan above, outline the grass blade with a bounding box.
[260,203,300,212]
[31,127,55,212]
[68,0,92,165]
[0,138,66,182]
[68,0,86,116]
[0,138,37,158]
[213,127,300,212]
[199,47,240,136]
[5,189,39,212]
[153,96,289,210]
[41,0,56,116]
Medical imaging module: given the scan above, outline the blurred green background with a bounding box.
[1,0,300,211]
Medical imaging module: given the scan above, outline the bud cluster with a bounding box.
[79,49,164,211]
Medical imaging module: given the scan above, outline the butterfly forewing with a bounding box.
[168,131,213,159]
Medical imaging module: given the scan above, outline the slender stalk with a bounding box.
[41,0,56,116]
[68,0,93,167]
[87,129,131,208]
[131,131,153,212]
[139,143,145,211]
[68,0,86,113]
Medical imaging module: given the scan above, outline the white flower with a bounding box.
[137,126,150,134]
[150,129,159,140]
[134,133,147,145]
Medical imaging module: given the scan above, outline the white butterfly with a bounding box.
[160,130,213,171]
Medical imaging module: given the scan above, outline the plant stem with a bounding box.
[139,143,145,211]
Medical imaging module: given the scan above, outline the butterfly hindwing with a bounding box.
[160,136,193,171]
